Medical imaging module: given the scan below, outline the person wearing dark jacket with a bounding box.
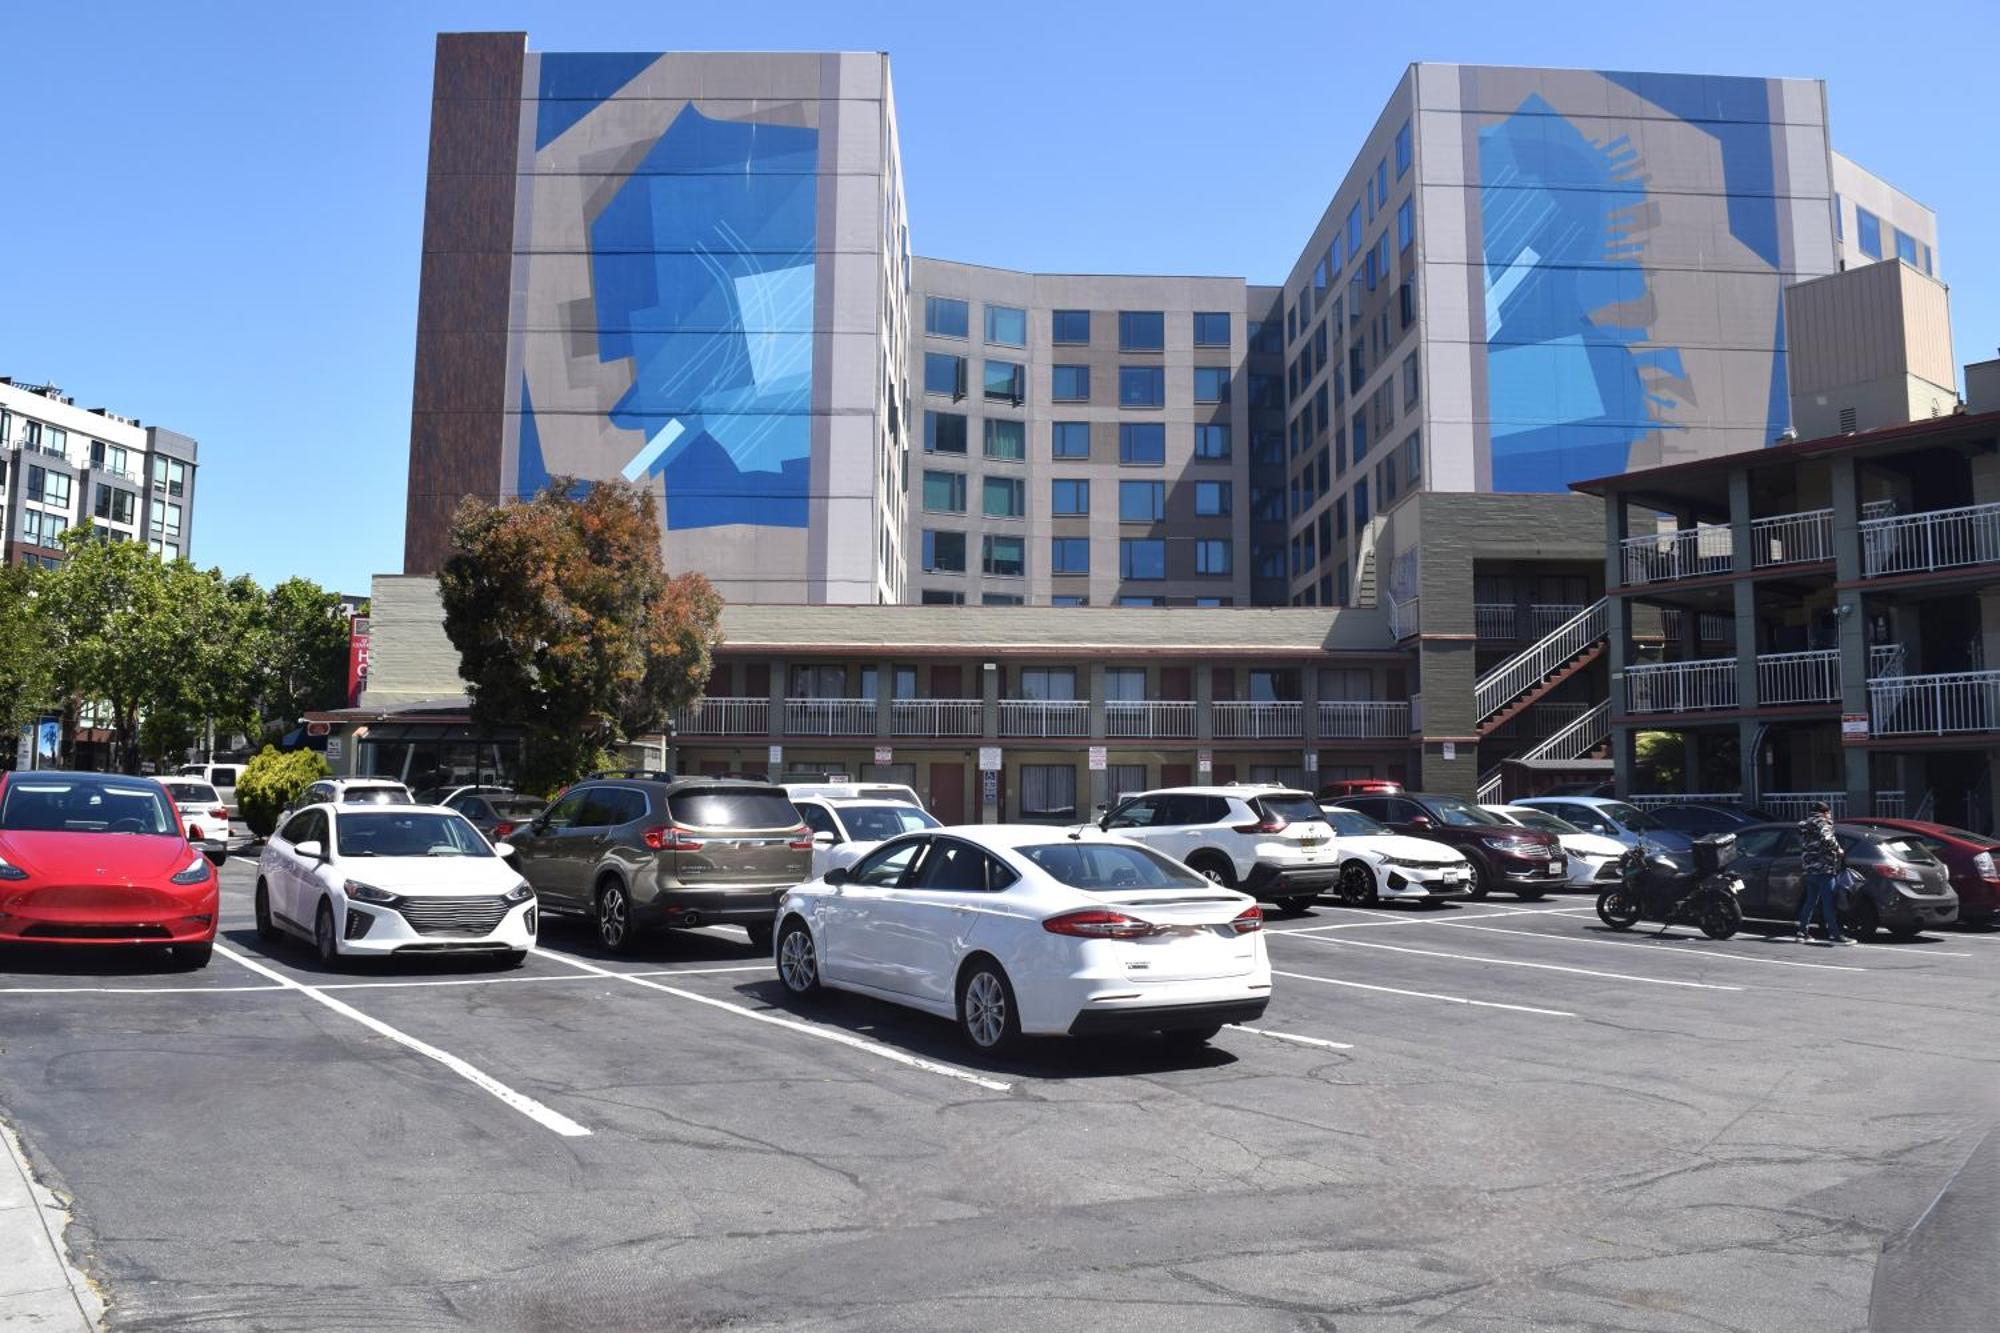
[1797,801,1850,945]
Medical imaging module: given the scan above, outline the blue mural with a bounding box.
[535,52,661,150]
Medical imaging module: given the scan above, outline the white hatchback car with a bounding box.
[160,778,232,844]
[255,804,536,967]
[1318,805,1473,906]
[1100,786,1339,912]
[773,825,1271,1052]
[791,796,941,878]
[1483,804,1629,889]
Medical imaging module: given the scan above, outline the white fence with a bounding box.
[1861,501,2000,577]
[1868,669,2000,737]
[1756,649,1839,705]
[1316,700,1410,739]
[998,699,1089,738]
[1387,592,1420,641]
[1621,523,1732,586]
[891,699,981,738]
[1520,700,1610,763]
[1625,657,1738,713]
[1213,700,1303,740]
[1474,603,1516,640]
[1475,599,1606,723]
[1530,603,1587,637]
[673,697,770,736]
[784,698,877,736]
[1105,700,1196,739]
[1749,508,1834,569]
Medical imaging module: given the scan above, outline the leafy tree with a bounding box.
[259,577,353,730]
[0,564,55,740]
[237,745,330,837]
[439,479,724,791]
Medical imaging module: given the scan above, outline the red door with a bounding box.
[1212,668,1236,701]
[932,664,963,698]
[1214,763,1238,784]
[930,762,966,825]
[1160,667,1192,701]
[1160,763,1193,787]
[744,663,771,698]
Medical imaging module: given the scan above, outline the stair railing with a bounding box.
[1474,599,1607,725]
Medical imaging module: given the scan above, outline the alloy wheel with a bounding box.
[1338,862,1375,907]
[778,926,818,993]
[598,886,629,951]
[315,902,337,965]
[963,971,1009,1049]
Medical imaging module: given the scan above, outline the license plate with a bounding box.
[1442,870,1463,882]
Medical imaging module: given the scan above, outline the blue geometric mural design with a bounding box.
[535,52,661,150]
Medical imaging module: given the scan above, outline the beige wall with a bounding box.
[1787,260,1957,438]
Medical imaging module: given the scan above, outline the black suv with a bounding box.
[507,776,811,953]
[1337,791,1567,900]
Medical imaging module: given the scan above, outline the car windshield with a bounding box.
[670,789,800,830]
[1258,793,1329,825]
[1509,809,1581,835]
[838,804,941,842]
[1428,796,1508,827]
[1599,801,1662,830]
[333,811,493,858]
[1020,842,1208,891]
[0,780,178,835]
[163,782,220,805]
[1321,808,1389,836]
[344,787,411,805]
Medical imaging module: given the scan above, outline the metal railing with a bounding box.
[1620,523,1732,586]
[1757,649,1839,705]
[1868,669,2000,737]
[673,697,770,736]
[1657,609,1735,646]
[1627,792,1741,808]
[1874,790,1907,817]
[1105,700,1196,739]
[1476,769,1505,804]
[1516,701,1592,740]
[1519,700,1610,764]
[998,699,1088,738]
[784,697,877,736]
[1761,791,1848,820]
[1474,603,1516,640]
[1475,599,1606,723]
[1749,508,1833,569]
[1861,500,2000,577]
[1387,591,1419,640]
[1625,657,1738,713]
[1530,602,1587,637]
[1316,700,1411,739]
[1213,700,1303,739]
[891,698,981,738]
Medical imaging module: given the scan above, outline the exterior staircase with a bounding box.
[1474,599,1608,735]
[1476,700,1612,803]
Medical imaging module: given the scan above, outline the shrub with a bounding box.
[237,746,330,836]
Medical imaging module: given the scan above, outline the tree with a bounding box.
[237,745,330,837]
[0,564,55,740]
[438,479,724,791]
[259,577,353,731]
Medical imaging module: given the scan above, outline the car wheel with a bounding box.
[1888,925,1923,941]
[254,880,279,943]
[1190,856,1236,890]
[776,919,821,998]
[957,958,1020,1053]
[1467,859,1492,900]
[174,941,213,969]
[1336,860,1377,908]
[596,881,637,954]
[1280,895,1315,915]
[745,920,775,955]
[1161,1024,1223,1051]
[1514,884,1546,902]
[1844,896,1881,942]
[314,900,341,968]
[499,950,528,969]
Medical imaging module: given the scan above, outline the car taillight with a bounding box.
[1233,816,1288,835]
[210,807,229,820]
[643,825,704,852]
[1230,905,1263,934]
[787,825,814,852]
[1866,861,1923,883]
[492,821,515,840]
[1042,909,1157,939]
[1976,850,1998,880]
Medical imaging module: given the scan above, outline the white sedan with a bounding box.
[160,778,231,844]
[255,804,536,967]
[1319,805,1474,907]
[1483,804,1628,889]
[791,796,941,878]
[772,824,1271,1052]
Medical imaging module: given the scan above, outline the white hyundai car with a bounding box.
[254,804,536,967]
[1319,805,1473,907]
[1483,804,1628,889]
[791,795,941,878]
[772,824,1271,1052]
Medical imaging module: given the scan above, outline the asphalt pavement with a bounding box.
[2,859,1997,1331]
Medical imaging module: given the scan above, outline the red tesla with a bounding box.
[0,770,226,967]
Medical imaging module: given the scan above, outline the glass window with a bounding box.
[921,529,966,573]
[1833,192,1844,239]
[1119,595,1162,607]
[1354,477,1370,528]
[1119,480,1164,522]
[1192,311,1231,346]
[1856,207,1882,259]
[1395,120,1411,177]
[1195,539,1232,575]
[1050,421,1090,459]
[1051,478,1089,515]
[1051,309,1090,344]
[1050,364,1090,402]
[982,534,1025,577]
[1347,203,1362,258]
[1118,366,1165,408]
[983,304,1026,347]
[925,296,969,338]
[924,352,965,397]
[1194,480,1232,515]
[1052,595,1087,607]
[983,418,1026,461]
[1194,424,1231,459]
[983,476,1025,518]
[1019,765,1078,819]
[983,360,1025,404]
[1403,352,1420,408]
[1118,422,1165,465]
[1894,228,1919,267]
[1118,310,1164,351]
[1397,198,1413,252]
[1119,538,1165,580]
[1193,367,1231,404]
[1018,667,1077,700]
[981,593,1024,605]
[922,470,965,513]
[921,589,964,605]
[1922,243,1933,275]
[333,810,493,858]
[1375,158,1387,213]
[1051,536,1090,574]
[924,410,967,454]
[852,837,926,885]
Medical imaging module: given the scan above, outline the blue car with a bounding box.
[1514,796,1694,854]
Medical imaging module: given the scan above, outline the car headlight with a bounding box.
[502,881,535,904]
[343,879,400,906]
[0,854,27,882]
[1481,836,1542,852]
[169,854,211,885]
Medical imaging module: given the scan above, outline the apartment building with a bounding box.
[0,377,198,568]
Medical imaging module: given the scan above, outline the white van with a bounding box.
[178,762,244,820]
[781,780,926,811]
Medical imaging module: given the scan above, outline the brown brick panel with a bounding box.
[418,173,521,256]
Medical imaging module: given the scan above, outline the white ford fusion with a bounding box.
[1319,805,1473,907]
[772,824,1271,1052]
[255,804,536,967]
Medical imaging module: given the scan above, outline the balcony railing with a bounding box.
[1530,602,1586,637]
[1862,501,2000,577]
[1386,591,1419,641]
[1757,649,1839,705]
[784,697,876,736]
[1761,791,1848,820]
[1522,701,1593,740]
[1213,700,1303,740]
[1520,699,1610,764]
[1316,700,1410,739]
[1748,508,1834,569]
[1475,599,1606,723]
[674,697,770,736]
[1106,700,1196,739]
[998,699,1088,738]
[1620,523,1732,586]
[1657,609,1734,645]
[1868,669,2000,737]
[1625,657,1737,713]
[1628,791,1905,818]
[1474,603,1516,640]
[891,698,981,738]
[1627,792,1741,808]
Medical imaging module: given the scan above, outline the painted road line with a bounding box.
[0,983,286,994]
[1272,968,1576,1018]
[1227,1025,1354,1051]
[1267,907,1571,935]
[1414,918,1870,973]
[532,946,1013,1094]
[624,965,772,977]
[1272,930,1744,991]
[316,974,605,991]
[214,944,592,1138]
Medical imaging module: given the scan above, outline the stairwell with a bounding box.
[1473,599,1609,735]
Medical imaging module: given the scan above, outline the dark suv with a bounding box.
[1338,791,1567,900]
[508,776,811,954]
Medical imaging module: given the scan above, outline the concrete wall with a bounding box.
[1787,259,1957,437]
[1832,151,1939,276]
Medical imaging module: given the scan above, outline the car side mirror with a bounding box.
[491,842,515,859]
[812,831,837,847]
[1094,803,1109,815]
[293,839,324,861]
[199,840,229,866]
[1408,815,1434,830]
[823,866,849,886]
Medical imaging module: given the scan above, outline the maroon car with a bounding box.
[1338,791,1568,900]
[1845,818,2000,925]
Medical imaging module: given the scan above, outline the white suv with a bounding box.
[1100,786,1338,912]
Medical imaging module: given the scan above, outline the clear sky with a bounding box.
[3,0,1992,594]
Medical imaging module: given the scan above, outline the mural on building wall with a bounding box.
[510,54,819,532]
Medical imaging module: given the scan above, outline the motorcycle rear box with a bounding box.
[1692,832,1738,874]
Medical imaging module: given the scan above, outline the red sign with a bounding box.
[347,616,372,707]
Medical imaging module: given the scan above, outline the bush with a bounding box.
[237,746,330,836]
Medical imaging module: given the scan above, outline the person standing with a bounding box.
[1797,800,1850,945]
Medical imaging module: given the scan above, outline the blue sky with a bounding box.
[2,0,1991,593]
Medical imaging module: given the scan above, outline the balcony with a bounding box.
[1213,700,1303,740]
[1625,657,1737,713]
[998,699,1088,738]
[1620,523,1731,587]
[1530,602,1586,637]
[674,697,769,737]
[1748,508,1833,569]
[1656,609,1734,646]
[1106,700,1196,739]
[1474,602,1581,640]
[784,697,876,736]
[1756,650,1838,705]
[1861,501,2000,577]
[1316,700,1409,739]
[1474,603,1516,641]
[891,698,981,738]
[1868,669,2000,737]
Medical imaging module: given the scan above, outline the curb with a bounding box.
[0,1115,103,1330]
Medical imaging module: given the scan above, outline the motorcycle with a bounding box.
[1596,835,1745,939]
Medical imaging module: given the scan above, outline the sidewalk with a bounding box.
[0,1116,101,1330]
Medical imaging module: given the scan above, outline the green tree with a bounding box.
[0,564,55,739]
[439,479,724,791]
[259,577,353,731]
[236,745,330,837]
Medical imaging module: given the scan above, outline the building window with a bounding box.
[921,588,965,605]
[1051,421,1090,459]
[982,593,1024,605]
[925,411,967,454]
[1051,536,1090,574]
[90,440,133,479]
[982,534,1025,577]
[1194,480,1232,516]
[1353,478,1370,529]
[1052,309,1090,344]
[1052,595,1087,607]
[1856,207,1882,260]
[1397,198,1413,252]
[94,486,137,525]
[1195,539,1233,575]
[1118,423,1165,465]
[1404,430,1422,484]
[1019,667,1078,699]
[1194,424,1231,459]
[1347,203,1362,259]
[1192,311,1231,347]
[1118,595,1163,607]
[1833,192,1844,239]
[27,467,72,507]
[1107,762,1148,802]
[1019,764,1078,819]
[1352,412,1368,462]
[1193,367,1231,404]
[922,529,966,573]
[1403,352,1420,408]
[1119,480,1165,522]
[1398,273,1417,330]
[983,476,1026,519]
[983,418,1026,461]
[1395,119,1411,178]
[984,304,1027,347]
[1118,310,1164,351]
[1119,366,1165,408]
[22,509,69,547]
[983,360,1025,404]
[922,470,966,513]
[1894,228,1920,267]
[1922,243,1933,275]
[1051,478,1090,516]
[1119,538,1165,580]
[1050,364,1090,402]
[925,296,969,338]
[924,352,966,398]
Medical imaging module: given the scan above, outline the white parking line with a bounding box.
[531,947,1013,1093]
[0,983,286,995]
[626,965,772,977]
[1271,931,1743,991]
[214,944,592,1138]
[1269,907,1580,935]
[1271,968,1575,1018]
[1227,1024,1354,1051]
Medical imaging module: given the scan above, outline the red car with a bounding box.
[1846,817,2000,925]
[1317,777,1403,800]
[0,770,226,967]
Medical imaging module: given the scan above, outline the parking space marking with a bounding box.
[1268,907,1580,935]
[531,947,1013,1093]
[1271,968,1576,1017]
[0,983,286,995]
[1226,1024,1354,1051]
[1273,930,1742,990]
[625,965,772,977]
[315,973,605,991]
[214,944,592,1138]
[1411,918,1871,972]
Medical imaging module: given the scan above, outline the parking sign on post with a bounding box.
[1088,746,1107,771]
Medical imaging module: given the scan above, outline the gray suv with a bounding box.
[507,776,811,954]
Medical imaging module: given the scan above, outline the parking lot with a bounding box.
[4,858,1998,1332]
